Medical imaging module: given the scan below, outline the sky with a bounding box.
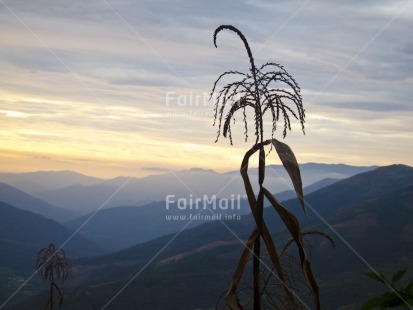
[0,0,412,178]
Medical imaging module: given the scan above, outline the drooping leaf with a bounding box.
[405,281,413,293]
[364,271,386,284]
[260,221,293,301]
[392,269,407,284]
[263,187,320,309]
[226,228,260,310]
[271,139,305,211]
[361,296,388,310]
[361,291,408,310]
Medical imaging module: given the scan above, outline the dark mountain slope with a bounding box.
[64,202,210,251]
[275,177,339,202]
[64,193,256,251]
[0,182,77,222]
[65,176,345,251]
[0,201,104,275]
[303,184,413,308]
[266,164,413,230]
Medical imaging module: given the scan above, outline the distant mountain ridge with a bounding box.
[0,170,103,194]
[0,201,103,275]
[64,202,211,251]
[64,176,343,251]
[303,164,413,219]
[0,163,376,214]
[0,182,78,222]
[264,164,413,231]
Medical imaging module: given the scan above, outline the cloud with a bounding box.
[0,0,412,176]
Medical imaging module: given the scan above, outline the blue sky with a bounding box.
[0,0,412,177]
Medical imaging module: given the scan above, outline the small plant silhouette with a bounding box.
[36,243,71,310]
[362,268,413,309]
[211,25,319,310]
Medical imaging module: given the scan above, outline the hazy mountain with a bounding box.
[65,202,197,251]
[0,201,104,275]
[0,170,103,195]
[12,164,412,309]
[34,183,118,214]
[227,162,377,179]
[32,163,376,214]
[64,197,254,251]
[0,182,78,222]
[64,176,342,251]
[276,177,339,202]
[264,164,413,231]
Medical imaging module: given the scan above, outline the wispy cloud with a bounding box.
[0,0,411,177]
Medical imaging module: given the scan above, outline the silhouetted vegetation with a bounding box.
[216,231,335,309]
[362,268,413,309]
[35,244,71,309]
[211,24,319,309]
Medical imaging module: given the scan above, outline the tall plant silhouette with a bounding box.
[211,25,319,309]
[36,243,71,310]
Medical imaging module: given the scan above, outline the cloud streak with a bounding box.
[0,0,412,177]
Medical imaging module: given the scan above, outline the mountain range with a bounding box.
[0,164,370,253]
[0,164,376,215]
[0,170,102,194]
[0,182,77,222]
[1,164,411,309]
[64,177,342,251]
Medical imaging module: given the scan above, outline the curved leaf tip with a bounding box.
[271,139,305,211]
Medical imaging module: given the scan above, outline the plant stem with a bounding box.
[49,277,53,310]
[253,238,261,310]
[253,147,266,310]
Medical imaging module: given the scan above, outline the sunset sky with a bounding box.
[1,0,412,178]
